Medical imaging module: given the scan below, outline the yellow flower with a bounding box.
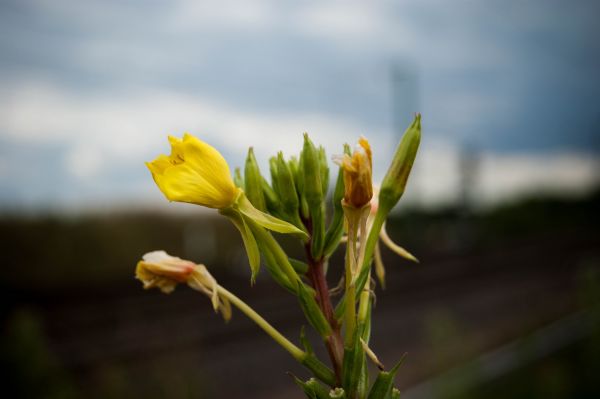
[136,250,232,320]
[335,136,373,208]
[146,133,240,209]
[146,132,306,284]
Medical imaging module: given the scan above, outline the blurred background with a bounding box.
[1,0,599,398]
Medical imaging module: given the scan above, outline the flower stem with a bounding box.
[216,284,336,386]
[306,252,344,384]
[216,285,304,360]
[303,214,344,384]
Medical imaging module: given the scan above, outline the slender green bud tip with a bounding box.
[245,147,266,211]
[233,167,244,189]
[379,113,421,213]
[302,133,323,205]
[275,152,300,214]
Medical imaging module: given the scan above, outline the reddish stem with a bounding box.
[305,245,344,385]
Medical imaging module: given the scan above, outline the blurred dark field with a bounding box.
[1,190,599,399]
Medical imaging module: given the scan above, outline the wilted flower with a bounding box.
[146,134,241,209]
[334,137,373,208]
[136,250,231,320]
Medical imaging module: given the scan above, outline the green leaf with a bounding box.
[341,329,365,398]
[300,326,314,355]
[258,237,296,293]
[293,377,332,399]
[290,258,309,274]
[221,209,260,283]
[300,354,337,387]
[366,356,406,399]
[310,202,326,259]
[297,283,332,338]
[237,193,308,238]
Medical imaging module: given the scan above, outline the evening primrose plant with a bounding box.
[136,114,422,399]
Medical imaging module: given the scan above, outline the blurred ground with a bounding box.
[1,190,599,398]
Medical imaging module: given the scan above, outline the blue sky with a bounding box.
[0,0,598,210]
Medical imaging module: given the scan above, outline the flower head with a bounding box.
[136,250,196,293]
[136,250,231,320]
[146,134,240,209]
[334,136,373,208]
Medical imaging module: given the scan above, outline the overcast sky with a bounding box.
[0,0,599,211]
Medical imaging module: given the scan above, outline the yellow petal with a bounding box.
[146,155,172,176]
[181,133,238,199]
[146,133,240,209]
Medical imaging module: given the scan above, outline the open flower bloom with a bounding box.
[146,133,307,282]
[136,250,232,321]
[334,136,373,208]
[146,134,241,209]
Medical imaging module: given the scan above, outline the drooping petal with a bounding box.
[136,250,196,293]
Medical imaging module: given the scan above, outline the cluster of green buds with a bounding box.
[137,114,421,398]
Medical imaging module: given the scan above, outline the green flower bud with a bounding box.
[379,114,421,214]
[269,156,280,193]
[288,155,300,192]
[233,167,244,189]
[329,388,346,398]
[366,356,405,399]
[296,152,310,219]
[302,133,323,206]
[261,176,282,216]
[323,143,350,256]
[276,152,300,215]
[244,147,266,211]
[293,377,332,399]
[318,146,329,196]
